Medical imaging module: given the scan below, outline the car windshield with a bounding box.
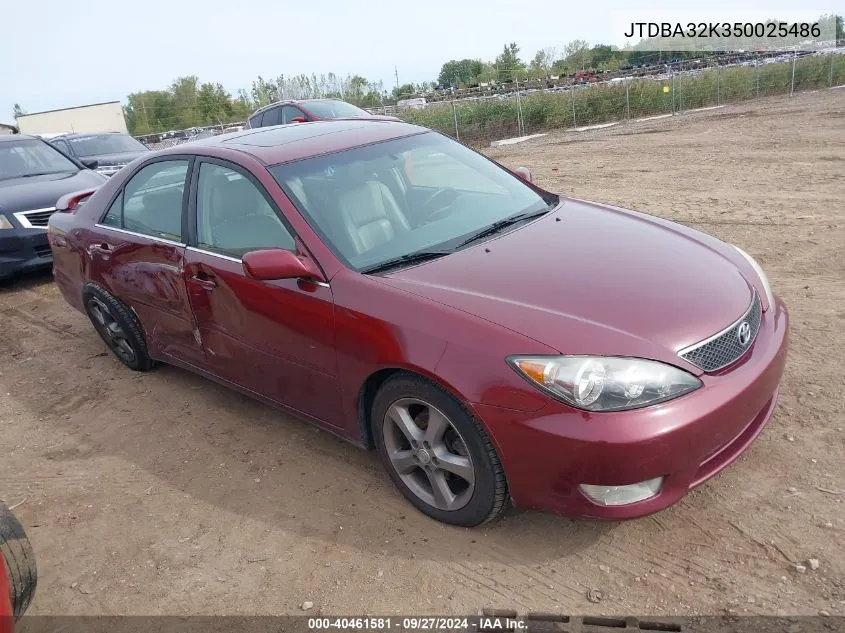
[270,132,557,272]
[304,100,372,119]
[67,134,147,156]
[0,138,79,180]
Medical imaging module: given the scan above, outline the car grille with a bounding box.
[13,207,56,228]
[679,292,762,372]
[33,244,52,258]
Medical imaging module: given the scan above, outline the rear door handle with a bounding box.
[190,273,217,290]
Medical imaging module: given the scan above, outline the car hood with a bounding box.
[83,150,148,165]
[378,199,754,366]
[0,170,106,213]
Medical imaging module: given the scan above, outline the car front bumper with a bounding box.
[474,297,790,520]
[0,228,52,280]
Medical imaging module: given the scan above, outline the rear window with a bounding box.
[304,100,370,119]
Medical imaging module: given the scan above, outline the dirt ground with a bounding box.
[1,89,843,618]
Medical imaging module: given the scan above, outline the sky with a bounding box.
[1,0,838,121]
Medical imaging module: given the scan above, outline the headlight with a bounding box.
[507,356,702,412]
[733,245,774,311]
[0,215,14,230]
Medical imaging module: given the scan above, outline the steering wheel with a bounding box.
[420,187,458,223]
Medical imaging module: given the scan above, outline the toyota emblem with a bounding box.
[737,321,752,346]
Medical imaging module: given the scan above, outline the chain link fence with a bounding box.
[385,51,845,147]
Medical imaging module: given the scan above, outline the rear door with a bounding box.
[90,157,206,365]
[182,158,342,426]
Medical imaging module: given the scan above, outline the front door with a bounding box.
[183,159,342,426]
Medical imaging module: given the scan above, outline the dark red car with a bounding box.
[47,121,789,527]
[246,99,400,129]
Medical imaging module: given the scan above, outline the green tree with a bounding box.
[437,59,483,87]
[529,47,558,78]
[563,39,591,71]
[170,76,200,129]
[124,90,176,135]
[392,83,417,99]
[495,42,525,82]
[197,82,234,125]
[12,104,25,118]
[251,75,281,107]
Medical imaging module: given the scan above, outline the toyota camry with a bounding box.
[47,121,789,526]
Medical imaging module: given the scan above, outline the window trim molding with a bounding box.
[185,245,241,263]
[94,223,186,248]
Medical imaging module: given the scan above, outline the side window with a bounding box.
[281,106,304,124]
[248,112,264,128]
[53,140,71,155]
[101,193,122,227]
[121,160,189,241]
[262,107,282,127]
[196,162,295,258]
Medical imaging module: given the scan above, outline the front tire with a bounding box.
[372,374,508,526]
[82,285,155,371]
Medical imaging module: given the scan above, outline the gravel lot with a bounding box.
[1,89,843,617]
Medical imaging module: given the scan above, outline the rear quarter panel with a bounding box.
[49,174,124,313]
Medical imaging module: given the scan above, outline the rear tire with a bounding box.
[0,504,37,620]
[82,284,155,371]
[372,374,508,526]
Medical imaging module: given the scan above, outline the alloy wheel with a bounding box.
[87,297,136,364]
[382,397,475,511]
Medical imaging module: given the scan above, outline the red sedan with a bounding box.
[246,98,400,129]
[47,121,789,526]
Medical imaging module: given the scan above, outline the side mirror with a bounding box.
[514,166,532,183]
[291,117,307,123]
[81,158,99,170]
[242,249,325,282]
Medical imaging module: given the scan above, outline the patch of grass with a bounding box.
[399,55,845,145]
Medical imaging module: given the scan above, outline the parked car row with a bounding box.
[0,134,107,280]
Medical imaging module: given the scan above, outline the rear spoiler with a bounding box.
[56,188,99,213]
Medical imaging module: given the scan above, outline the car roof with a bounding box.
[0,133,40,142]
[158,119,429,166]
[51,132,128,140]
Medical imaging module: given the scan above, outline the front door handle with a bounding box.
[190,273,217,291]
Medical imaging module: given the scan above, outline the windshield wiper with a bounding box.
[456,208,550,249]
[20,171,71,178]
[360,250,452,274]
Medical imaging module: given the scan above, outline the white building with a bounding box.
[15,101,128,136]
